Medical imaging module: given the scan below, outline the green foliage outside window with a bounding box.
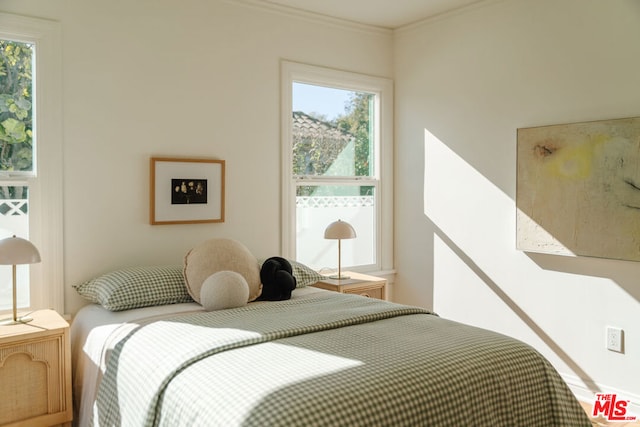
[336,92,374,196]
[0,40,34,173]
[335,92,374,178]
[294,91,375,197]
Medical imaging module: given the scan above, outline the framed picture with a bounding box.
[150,157,225,225]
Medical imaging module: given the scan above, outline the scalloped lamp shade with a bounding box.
[324,220,356,280]
[0,235,41,325]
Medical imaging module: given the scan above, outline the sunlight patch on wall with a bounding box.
[423,127,512,254]
[422,127,586,377]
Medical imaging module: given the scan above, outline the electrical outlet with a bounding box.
[606,327,623,353]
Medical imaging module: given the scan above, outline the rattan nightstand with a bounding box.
[312,272,387,300]
[0,309,72,427]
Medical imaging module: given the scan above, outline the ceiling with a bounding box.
[257,0,485,29]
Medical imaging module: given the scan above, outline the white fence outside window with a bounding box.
[0,199,30,311]
[296,195,375,272]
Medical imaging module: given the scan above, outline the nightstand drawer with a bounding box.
[344,286,383,299]
[312,272,387,300]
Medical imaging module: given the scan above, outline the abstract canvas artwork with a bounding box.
[516,116,640,262]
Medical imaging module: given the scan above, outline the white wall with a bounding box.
[394,0,640,408]
[0,0,393,314]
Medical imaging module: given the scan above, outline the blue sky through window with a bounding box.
[292,82,352,121]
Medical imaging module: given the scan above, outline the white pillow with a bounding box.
[200,271,249,311]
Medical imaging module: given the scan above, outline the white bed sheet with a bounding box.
[70,287,325,427]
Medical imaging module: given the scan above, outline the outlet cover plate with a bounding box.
[606,327,623,353]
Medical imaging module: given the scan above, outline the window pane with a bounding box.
[295,185,376,271]
[292,83,374,178]
[0,185,30,311]
[0,37,34,312]
[0,39,35,173]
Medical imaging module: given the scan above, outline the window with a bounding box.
[0,14,63,315]
[281,61,393,274]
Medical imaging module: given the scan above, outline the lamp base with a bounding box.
[0,315,33,326]
[328,274,351,280]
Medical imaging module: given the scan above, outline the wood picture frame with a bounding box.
[150,157,225,225]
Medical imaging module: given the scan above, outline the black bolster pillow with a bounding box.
[259,256,297,301]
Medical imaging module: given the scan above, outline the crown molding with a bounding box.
[225,0,393,36]
[395,0,506,34]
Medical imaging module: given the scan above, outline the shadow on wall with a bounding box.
[423,126,639,305]
[527,252,640,303]
[422,125,640,397]
[432,222,601,395]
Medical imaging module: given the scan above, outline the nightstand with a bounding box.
[0,309,72,427]
[312,272,387,300]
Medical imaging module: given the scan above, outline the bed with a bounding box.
[71,273,590,427]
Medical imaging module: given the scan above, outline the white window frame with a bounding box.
[0,13,64,315]
[281,61,393,273]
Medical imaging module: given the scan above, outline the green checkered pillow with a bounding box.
[258,258,324,288]
[73,265,194,311]
[289,260,325,287]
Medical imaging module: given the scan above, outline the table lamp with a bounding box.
[0,235,41,325]
[324,219,356,280]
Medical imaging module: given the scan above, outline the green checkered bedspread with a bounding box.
[93,292,590,426]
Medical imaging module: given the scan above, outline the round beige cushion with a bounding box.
[184,238,261,303]
[200,271,249,311]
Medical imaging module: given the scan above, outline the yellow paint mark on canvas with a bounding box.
[544,135,610,180]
